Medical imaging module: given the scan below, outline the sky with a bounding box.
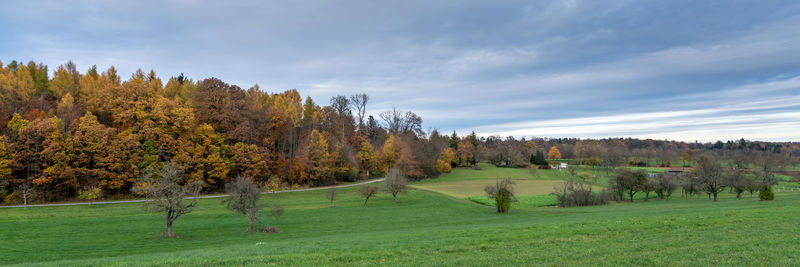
[1,0,798,142]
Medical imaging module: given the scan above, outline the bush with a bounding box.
[485,179,516,213]
[759,186,774,201]
[551,179,608,207]
[538,165,551,170]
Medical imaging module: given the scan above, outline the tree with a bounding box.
[358,185,378,205]
[382,167,408,202]
[611,168,646,202]
[326,188,337,207]
[0,138,12,199]
[640,177,658,201]
[485,179,516,213]
[357,140,377,177]
[547,146,561,165]
[694,155,725,201]
[307,129,331,185]
[134,164,202,237]
[680,150,692,169]
[654,173,677,200]
[349,93,369,129]
[222,175,263,232]
[271,205,284,228]
[681,174,700,199]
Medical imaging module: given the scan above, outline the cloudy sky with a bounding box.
[1,0,798,142]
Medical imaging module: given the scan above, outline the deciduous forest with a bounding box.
[0,60,797,203]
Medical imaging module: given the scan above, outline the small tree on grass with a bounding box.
[611,168,646,202]
[485,179,517,213]
[640,177,658,201]
[694,156,725,201]
[358,185,378,205]
[271,206,284,226]
[654,173,677,200]
[222,175,263,232]
[326,188,337,207]
[134,163,202,238]
[382,167,408,202]
[78,187,102,206]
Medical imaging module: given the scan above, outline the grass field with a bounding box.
[2,164,800,265]
[413,179,570,198]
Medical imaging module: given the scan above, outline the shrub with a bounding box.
[551,179,608,207]
[759,186,774,201]
[485,179,516,213]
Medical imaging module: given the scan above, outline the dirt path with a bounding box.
[0,178,384,209]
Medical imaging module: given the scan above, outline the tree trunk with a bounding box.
[644,192,649,201]
[248,217,255,232]
[713,193,718,202]
[165,219,173,237]
[392,193,397,202]
[736,192,742,200]
[364,197,369,205]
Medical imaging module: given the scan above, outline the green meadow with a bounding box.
[2,163,800,266]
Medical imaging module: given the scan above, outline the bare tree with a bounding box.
[330,95,351,141]
[379,107,422,135]
[134,164,202,238]
[358,185,379,205]
[271,206,284,227]
[222,175,263,232]
[19,181,36,209]
[382,167,408,202]
[694,155,725,201]
[326,188,337,207]
[754,151,787,186]
[349,93,369,129]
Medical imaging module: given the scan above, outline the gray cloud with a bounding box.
[1,0,798,141]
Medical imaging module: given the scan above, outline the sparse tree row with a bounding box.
[0,60,797,204]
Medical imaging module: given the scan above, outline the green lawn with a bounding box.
[2,182,800,265]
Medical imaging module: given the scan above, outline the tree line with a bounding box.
[0,60,797,203]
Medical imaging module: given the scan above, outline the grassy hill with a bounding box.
[2,165,800,265]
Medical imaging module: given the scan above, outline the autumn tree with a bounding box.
[547,146,562,165]
[357,140,377,178]
[307,129,331,185]
[134,163,202,238]
[0,137,12,199]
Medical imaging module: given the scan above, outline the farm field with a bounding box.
[2,164,800,266]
